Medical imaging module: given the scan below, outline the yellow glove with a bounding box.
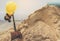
[6,1,16,16]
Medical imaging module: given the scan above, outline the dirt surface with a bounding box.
[0,5,60,41]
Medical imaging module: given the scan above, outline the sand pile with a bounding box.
[0,5,60,41]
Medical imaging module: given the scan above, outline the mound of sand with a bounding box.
[0,5,60,41]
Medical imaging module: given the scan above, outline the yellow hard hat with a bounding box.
[6,1,16,16]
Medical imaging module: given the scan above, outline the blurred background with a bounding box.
[0,0,54,21]
[0,0,57,32]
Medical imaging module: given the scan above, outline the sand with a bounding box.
[0,5,60,41]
